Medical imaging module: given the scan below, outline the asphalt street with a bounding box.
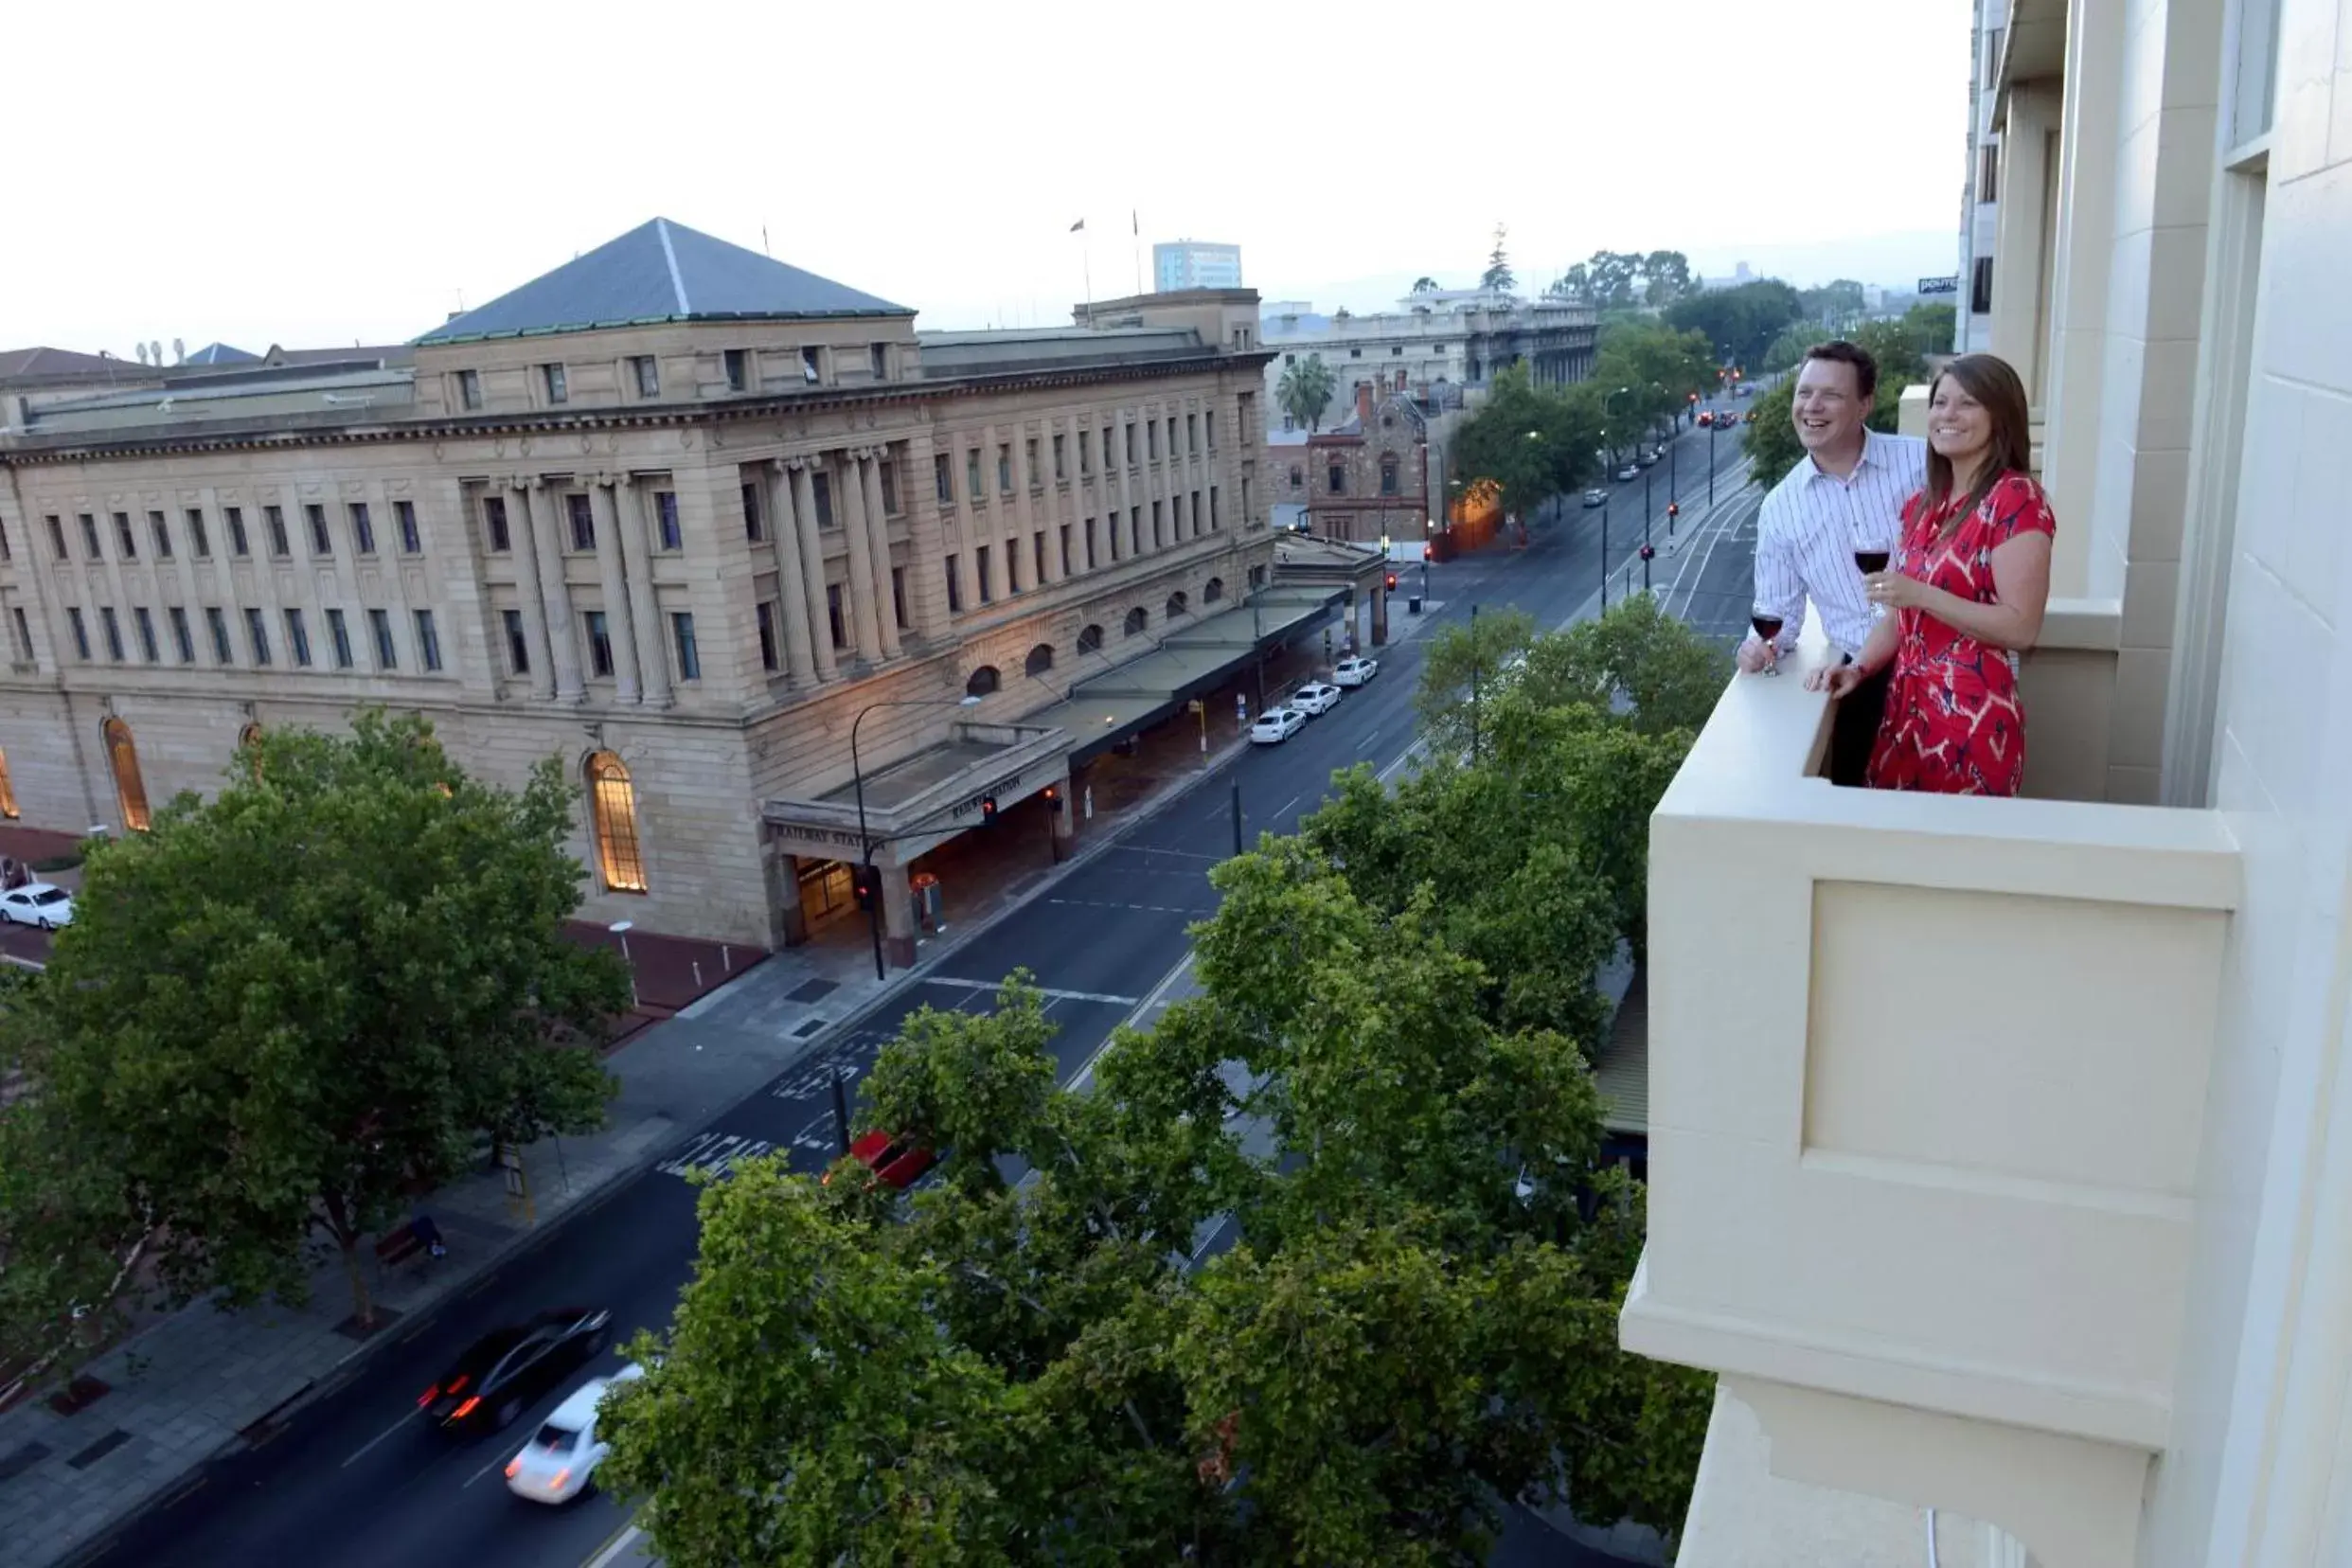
[75,404,1763,1568]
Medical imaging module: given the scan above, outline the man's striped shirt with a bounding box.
[1752,429,1928,657]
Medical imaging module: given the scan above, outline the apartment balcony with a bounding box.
[1618,614,2239,1567]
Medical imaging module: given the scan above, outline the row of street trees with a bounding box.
[601,598,1729,1566]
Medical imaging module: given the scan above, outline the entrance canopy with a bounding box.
[763,721,1068,870]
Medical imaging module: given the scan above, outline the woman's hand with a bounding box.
[1864,570,1930,611]
[1816,662,1871,697]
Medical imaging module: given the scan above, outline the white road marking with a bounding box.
[1271,794,1300,821]
[921,976,1138,1007]
[586,1523,646,1568]
[655,1131,776,1182]
[465,1441,523,1488]
[1069,953,1196,1094]
[1376,740,1425,784]
[341,1408,421,1468]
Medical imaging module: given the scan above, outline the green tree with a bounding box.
[1665,278,1805,372]
[1446,363,1602,524]
[1411,275,1440,293]
[1589,319,1719,450]
[1641,249,1695,305]
[0,711,626,1331]
[1275,351,1337,433]
[1480,222,1515,293]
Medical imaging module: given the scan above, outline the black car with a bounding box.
[419,1308,612,1434]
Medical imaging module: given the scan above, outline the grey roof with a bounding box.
[416,218,911,345]
[184,342,259,365]
[0,346,146,384]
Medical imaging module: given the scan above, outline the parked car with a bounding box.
[1636,449,1659,467]
[0,882,73,931]
[826,1129,937,1190]
[420,1309,613,1434]
[1696,410,1715,427]
[1250,707,1307,745]
[1614,464,1640,482]
[505,1363,646,1505]
[1580,489,1608,508]
[1290,682,1342,716]
[1332,655,1380,687]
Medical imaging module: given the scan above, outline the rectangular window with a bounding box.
[134,607,158,663]
[115,512,136,560]
[286,607,312,667]
[144,510,170,560]
[879,458,899,516]
[349,502,376,556]
[655,490,682,549]
[811,472,834,528]
[306,504,330,556]
[1983,26,2005,88]
[1236,394,1254,435]
[890,566,907,630]
[265,505,291,557]
[733,480,763,543]
[243,606,271,666]
[415,610,442,672]
[483,495,511,552]
[998,444,1012,493]
[1080,430,1092,475]
[1084,516,1098,569]
[1328,464,1346,494]
[205,607,232,664]
[1186,413,1198,453]
[1168,416,1179,455]
[1101,428,1114,469]
[975,544,993,604]
[1392,345,1404,356]
[1026,437,1041,488]
[800,347,822,384]
[1381,464,1399,496]
[1053,432,1066,479]
[79,513,101,559]
[1210,486,1221,529]
[967,449,983,500]
[1032,531,1046,583]
[186,508,209,558]
[168,606,193,664]
[396,500,420,553]
[756,600,780,671]
[826,582,847,648]
[585,610,613,677]
[870,343,889,380]
[328,607,354,668]
[100,607,124,661]
[458,368,482,410]
[1152,501,1164,547]
[46,516,66,559]
[1058,524,1070,574]
[1126,422,1136,465]
[1148,420,1159,461]
[543,363,568,403]
[672,612,702,680]
[225,507,247,556]
[9,605,27,662]
[945,555,964,614]
[935,453,954,504]
[633,355,660,397]
[1970,255,1995,314]
[724,348,748,391]
[368,607,397,669]
[569,492,596,551]
[503,608,530,674]
[67,608,90,661]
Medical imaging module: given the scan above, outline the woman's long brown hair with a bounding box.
[1923,353,2034,538]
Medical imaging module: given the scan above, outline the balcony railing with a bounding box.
[1618,623,2238,1568]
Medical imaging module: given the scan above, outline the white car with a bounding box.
[1290,682,1342,716]
[1580,489,1608,508]
[1614,464,1640,482]
[1249,707,1307,745]
[504,1362,645,1506]
[1332,655,1379,687]
[0,882,73,931]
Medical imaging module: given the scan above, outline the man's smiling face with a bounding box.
[1792,356,1868,455]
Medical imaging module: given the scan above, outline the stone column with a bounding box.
[1113,409,1134,561]
[616,477,671,708]
[834,454,882,664]
[1054,416,1079,579]
[857,448,900,657]
[790,461,837,682]
[587,475,640,704]
[507,477,556,700]
[765,460,819,685]
[526,478,586,702]
[879,859,918,970]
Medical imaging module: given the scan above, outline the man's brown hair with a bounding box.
[1802,340,1879,401]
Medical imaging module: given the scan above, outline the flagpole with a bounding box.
[1131,209,1143,295]
[1071,218,1092,322]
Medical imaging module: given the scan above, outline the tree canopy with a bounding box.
[1275,351,1337,433]
[1481,223,1515,294]
[1664,279,1805,374]
[1589,319,1719,452]
[1557,250,1697,310]
[1445,362,1604,524]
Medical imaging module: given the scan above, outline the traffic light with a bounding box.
[979,794,999,825]
[1685,391,1699,403]
[1042,784,1063,814]
[1384,572,1399,592]
[1639,543,1656,561]
[851,863,878,910]
[1666,502,1680,520]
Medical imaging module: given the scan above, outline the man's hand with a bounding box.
[1736,635,1779,675]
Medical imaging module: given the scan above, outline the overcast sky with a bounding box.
[2,0,1973,356]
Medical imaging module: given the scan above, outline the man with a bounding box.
[1737,340,1927,785]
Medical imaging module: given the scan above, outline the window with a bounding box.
[998,444,1013,493]
[1101,428,1114,469]
[224,507,249,556]
[415,610,442,672]
[150,511,172,559]
[1123,606,1147,637]
[633,355,660,397]
[966,665,1001,698]
[1970,255,1995,314]
[967,449,983,501]
[1248,563,1267,590]
[265,505,291,557]
[483,495,512,552]
[1053,433,1066,479]
[733,481,762,543]
[671,612,702,680]
[585,610,614,677]
[458,368,482,410]
[1058,523,1071,573]
[1203,576,1224,603]
[100,607,125,662]
[569,492,596,551]
[243,606,272,665]
[1025,643,1054,677]
[1207,411,1218,449]
[1392,345,1404,355]
[1084,516,1098,569]
[115,512,137,560]
[724,348,748,391]
[396,500,420,553]
[330,608,354,668]
[935,453,954,504]
[1167,416,1178,454]
[1977,141,1999,204]
[654,490,682,549]
[1236,394,1253,435]
[1328,464,1346,494]
[103,719,150,832]
[1167,592,1187,617]
[1151,500,1164,548]
[80,513,100,558]
[349,502,376,556]
[1077,623,1103,654]
[1187,413,1199,453]
[870,343,889,380]
[7,607,25,662]
[1381,457,1400,496]
[1210,485,1221,529]
[800,347,822,384]
[1148,420,1159,461]
[368,607,397,668]
[1025,437,1041,489]
[826,583,847,647]
[811,472,834,528]
[205,607,232,663]
[287,608,312,667]
[67,608,91,661]
[1080,430,1092,476]
[890,567,907,631]
[168,606,193,663]
[1125,422,1136,465]
[975,544,993,604]
[543,363,569,403]
[757,600,780,671]
[1032,531,1046,584]
[1983,26,2005,88]
[1349,347,1363,359]
[187,508,210,558]
[585,752,648,893]
[134,606,158,662]
[307,504,330,556]
[945,555,964,614]
[503,608,530,674]
[879,458,899,516]
[1130,507,1143,554]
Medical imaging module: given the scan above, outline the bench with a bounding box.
[373,1222,430,1278]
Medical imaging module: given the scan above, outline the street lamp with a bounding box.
[850,693,984,982]
[608,919,636,1008]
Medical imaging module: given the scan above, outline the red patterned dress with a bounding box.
[1866,472,2057,796]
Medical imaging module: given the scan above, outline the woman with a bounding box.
[1822,353,2053,796]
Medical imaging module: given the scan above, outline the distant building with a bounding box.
[1257,289,1595,434]
[1265,385,1430,548]
[1153,241,1243,293]
[1952,0,2006,350]
[1696,261,1760,294]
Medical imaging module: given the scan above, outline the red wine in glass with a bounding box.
[1750,611,1785,674]
[1855,550,1891,575]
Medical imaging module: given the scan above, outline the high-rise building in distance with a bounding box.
[1153,241,1242,293]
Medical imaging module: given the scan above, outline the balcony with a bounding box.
[1618,623,2239,1568]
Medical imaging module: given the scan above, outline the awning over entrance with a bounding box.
[763,720,1069,870]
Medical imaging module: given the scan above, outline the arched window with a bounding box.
[1166,592,1188,618]
[235,721,264,779]
[103,718,151,832]
[1123,606,1148,638]
[1203,577,1224,604]
[0,746,17,820]
[1076,624,1104,654]
[1024,644,1054,678]
[965,665,1001,698]
[584,751,648,893]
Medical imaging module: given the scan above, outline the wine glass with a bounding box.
[1854,549,1890,575]
[1749,610,1785,675]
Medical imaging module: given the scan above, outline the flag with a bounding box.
[1069,218,1085,233]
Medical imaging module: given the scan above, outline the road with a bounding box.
[75,407,1764,1568]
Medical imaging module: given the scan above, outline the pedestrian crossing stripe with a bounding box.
[655,1131,776,1182]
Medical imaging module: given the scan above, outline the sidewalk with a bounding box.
[0,723,1269,1568]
